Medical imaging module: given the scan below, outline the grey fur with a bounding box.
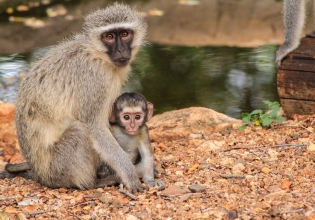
[14,3,147,191]
[276,0,306,67]
[110,92,164,187]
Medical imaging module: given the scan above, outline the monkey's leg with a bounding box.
[90,128,143,192]
[96,163,120,187]
[43,121,101,190]
[276,0,305,67]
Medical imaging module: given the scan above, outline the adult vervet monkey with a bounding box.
[276,0,309,67]
[13,3,147,191]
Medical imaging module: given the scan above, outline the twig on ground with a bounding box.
[219,174,245,179]
[119,184,138,200]
[269,143,307,149]
[281,208,304,214]
[305,187,315,200]
[69,201,95,209]
[0,196,18,201]
[301,125,314,134]
[29,210,52,216]
[223,147,249,152]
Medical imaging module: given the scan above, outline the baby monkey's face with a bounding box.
[119,106,145,135]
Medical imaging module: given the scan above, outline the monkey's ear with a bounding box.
[146,102,154,121]
[109,107,116,123]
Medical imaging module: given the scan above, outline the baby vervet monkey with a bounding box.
[109,92,164,187]
[276,0,311,67]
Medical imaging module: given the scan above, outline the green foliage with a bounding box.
[0,211,9,220]
[240,100,285,130]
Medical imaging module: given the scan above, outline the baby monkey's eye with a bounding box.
[124,115,130,120]
[135,115,141,120]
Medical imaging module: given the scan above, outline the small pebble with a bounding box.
[261,167,271,174]
[188,184,205,193]
[228,210,238,219]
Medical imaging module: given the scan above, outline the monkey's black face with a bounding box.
[101,29,134,67]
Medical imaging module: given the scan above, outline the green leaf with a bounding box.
[262,100,272,105]
[239,125,247,130]
[274,116,285,122]
[269,110,278,119]
[250,115,260,122]
[242,116,251,123]
[262,118,273,126]
[241,112,251,123]
[250,109,263,115]
[261,114,269,119]
[271,105,280,111]
[241,112,249,118]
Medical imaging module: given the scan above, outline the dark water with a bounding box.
[0,43,278,118]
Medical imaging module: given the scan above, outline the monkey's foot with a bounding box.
[145,180,165,188]
[306,31,315,38]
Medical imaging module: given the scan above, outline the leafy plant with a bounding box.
[0,211,9,220]
[239,100,285,130]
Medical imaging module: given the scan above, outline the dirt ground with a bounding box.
[0,104,315,219]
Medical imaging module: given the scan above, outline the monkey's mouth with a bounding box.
[127,130,138,136]
[113,58,130,67]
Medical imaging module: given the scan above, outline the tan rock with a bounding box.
[0,103,22,163]
[0,103,16,143]
[148,107,241,142]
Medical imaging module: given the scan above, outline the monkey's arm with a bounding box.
[91,127,144,192]
[136,139,164,187]
[276,0,305,68]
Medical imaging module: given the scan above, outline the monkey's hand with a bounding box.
[125,178,145,193]
[145,180,165,187]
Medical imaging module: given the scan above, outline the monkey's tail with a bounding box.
[0,170,32,180]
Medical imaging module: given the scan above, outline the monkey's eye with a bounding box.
[102,33,115,44]
[121,30,132,40]
[135,115,141,120]
[124,115,130,120]
[106,34,114,40]
[121,32,128,38]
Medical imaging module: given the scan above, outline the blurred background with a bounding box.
[0,0,314,118]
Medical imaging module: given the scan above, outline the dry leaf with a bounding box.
[281,179,293,190]
[5,206,19,214]
[23,205,36,213]
[161,186,187,197]
[186,163,200,174]
[117,196,129,205]
[261,167,271,174]
[83,206,91,210]
[308,142,315,152]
